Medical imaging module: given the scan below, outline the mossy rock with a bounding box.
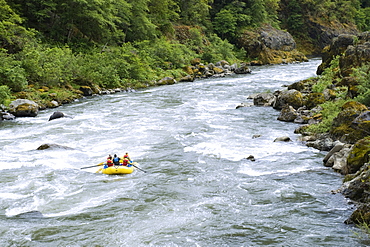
[183,66,194,75]
[346,137,370,174]
[190,58,201,66]
[273,89,304,110]
[330,101,368,142]
[305,93,326,109]
[213,67,224,74]
[346,204,370,225]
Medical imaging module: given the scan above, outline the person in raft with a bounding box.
[105,155,114,168]
[122,152,133,167]
[112,154,121,166]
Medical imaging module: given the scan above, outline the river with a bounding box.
[0,58,368,246]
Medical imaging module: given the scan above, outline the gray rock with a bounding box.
[8,99,39,117]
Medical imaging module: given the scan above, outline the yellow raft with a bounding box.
[97,165,134,175]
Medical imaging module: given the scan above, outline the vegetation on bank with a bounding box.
[1,0,370,107]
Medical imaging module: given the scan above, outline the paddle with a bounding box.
[131,162,147,173]
[80,162,104,169]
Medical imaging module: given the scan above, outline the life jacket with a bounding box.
[113,157,120,165]
[123,158,128,166]
[107,159,113,167]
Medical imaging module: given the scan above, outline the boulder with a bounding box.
[273,136,292,142]
[277,105,298,122]
[179,75,194,82]
[317,34,357,75]
[79,86,93,96]
[304,93,326,110]
[253,93,275,106]
[234,63,251,74]
[48,111,73,121]
[323,142,345,164]
[13,210,44,219]
[156,77,176,86]
[305,134,336,151]
[37,143,74,150]
[330,101,369,143]
[237,24,307,65]
[273,89,304,110]
[1,112,15,120]
[331,144,353,174]
[344,137,370,175]
[345,203,370,225]
[8,99,39,117]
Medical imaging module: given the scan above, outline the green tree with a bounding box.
[213,9,237,39]
[0,49,27,92]
[280,0,305,35]
[125,0,157,42]
[0,0,35,53]
[248,0,268,26]
[7,0,128,46]
[177,0,213,28]
[148,0,179,37]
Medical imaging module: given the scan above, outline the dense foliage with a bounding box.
[0,0,369,103]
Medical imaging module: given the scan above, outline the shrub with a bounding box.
[312,55,340,93]
[19,44,76,87]
[0,49,27,92]
[0,85,11,105]
[353,63,370,106]
[305,99,348,133]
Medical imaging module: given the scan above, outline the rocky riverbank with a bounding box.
[0,59,251,120]
[247,31,370,227]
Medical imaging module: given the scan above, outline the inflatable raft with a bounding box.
[97,165,134,175]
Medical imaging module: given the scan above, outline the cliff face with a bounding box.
[236,21,359,65]
[305,18,359,54]
[317,32,370,76]
[238,24,308,65]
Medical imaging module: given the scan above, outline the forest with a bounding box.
[0,0,370,106]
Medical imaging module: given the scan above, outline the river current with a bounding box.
[0,58,368,246]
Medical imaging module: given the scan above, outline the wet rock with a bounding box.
[37,143,74,150]
[330,101,368,144]
[179,75,194,82]
[345,203,370,225]
[79,86,93,96]
[8,99,39,117]
[253,93,275,107]
[13,210,44,219]
[234,63,251,74]
[236,103,252,109]
[345,137,370,175]
[331,144,353,174]
[1,112,15,120]
[277,105,298,122]
[305,134,336,151]
[323,142,345,165]
[48,111,73,121]
[246,155,255,162]
[272,89,304,110]
[273,136,291,142]
[156,77,176,86]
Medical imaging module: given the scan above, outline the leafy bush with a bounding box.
[202,35,239,64]
[18,44,76,87]
[0,49,27,92]
[312,55,340,93]
[305,99,348,133]
[0,85,11,105]
[353,63,370,106]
